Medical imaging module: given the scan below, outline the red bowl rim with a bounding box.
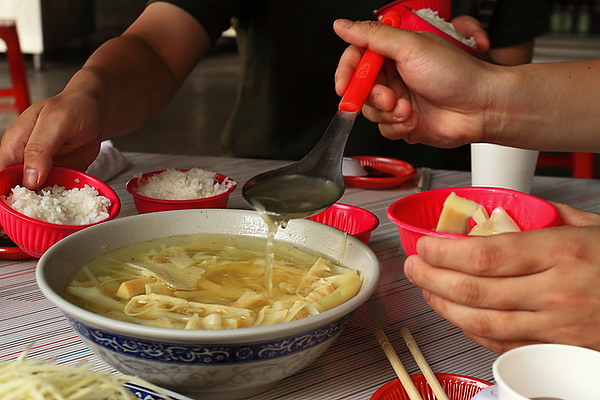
[372,372,492,399]
[0,240,31,260]
[125,169,236,205]
[308,203,380,237]
[0,165,121,228]
[386,186,560,239]
[344,156,416,189]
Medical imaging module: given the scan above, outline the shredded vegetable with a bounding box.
[0,348,172,400]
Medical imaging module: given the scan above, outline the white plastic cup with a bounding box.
[492,344,600,400]
[471,144,539,193]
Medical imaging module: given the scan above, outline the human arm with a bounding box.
[332,19,600,153]
[403,203,600,354]
[0,2,210,188]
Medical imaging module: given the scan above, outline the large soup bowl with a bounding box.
[36,209,380,399]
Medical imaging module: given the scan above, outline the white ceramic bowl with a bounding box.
[36,209,380,400]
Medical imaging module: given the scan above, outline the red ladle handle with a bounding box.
[338,11,401,113]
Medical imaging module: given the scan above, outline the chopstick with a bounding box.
[400,327,450,400]
[417,168,431,192]
[375,328,450,400]
[374,329,424,400]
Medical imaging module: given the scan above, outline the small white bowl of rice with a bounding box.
[0,165,121,258]
[126,168,236,214]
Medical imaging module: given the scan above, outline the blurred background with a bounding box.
[1,0,600,177]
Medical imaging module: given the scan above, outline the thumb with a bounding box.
[551,201,600,227]
[333,18,467,76]
[333,19,421,63]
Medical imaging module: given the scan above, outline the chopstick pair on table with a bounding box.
[375,328,450,400]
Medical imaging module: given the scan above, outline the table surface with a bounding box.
[2,152,599,400]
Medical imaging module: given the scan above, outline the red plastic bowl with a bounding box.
[126,169,236,214]
[401,6,477,54]
[375,0,452,21]
[375,3,478,55]
[387,186,560,256]
[308,203,379,244]
[371,373,492,400]
[344,156,416,190]
[0,165,121,258]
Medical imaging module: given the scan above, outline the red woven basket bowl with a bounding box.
[308,203,379,244]
[126,169,236,214]
[371,373,492,400]
[387,186,560,256]
[0,165,121,258]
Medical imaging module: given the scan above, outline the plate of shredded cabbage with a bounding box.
[0,349,194,400]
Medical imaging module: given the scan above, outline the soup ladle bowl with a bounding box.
[242,11,401,220]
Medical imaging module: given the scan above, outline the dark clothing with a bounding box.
[149,0,549,169]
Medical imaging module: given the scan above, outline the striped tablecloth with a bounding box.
[2,152,599,399]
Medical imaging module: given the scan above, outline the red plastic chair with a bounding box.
[0,20,30,114]
[537,152,595,179]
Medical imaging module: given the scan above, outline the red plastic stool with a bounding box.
[537,152,595,179]
[0,20,30,114]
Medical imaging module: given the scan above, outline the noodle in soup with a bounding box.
[65,233,361,330]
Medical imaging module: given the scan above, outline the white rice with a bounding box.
[413,8,477,48]
[135,168,236,200]
[5,184,112,225]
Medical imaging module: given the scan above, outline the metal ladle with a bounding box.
[242,11,401,220]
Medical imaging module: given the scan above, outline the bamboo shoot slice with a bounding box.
[436,192,483,234]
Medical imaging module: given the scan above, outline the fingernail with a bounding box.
[392,115,405,121]
[24,168,39,187]
[335,19,353,29]
[404,257,414,282]
[422,290,431,302]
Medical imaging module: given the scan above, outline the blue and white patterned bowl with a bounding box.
[36,209,380,400]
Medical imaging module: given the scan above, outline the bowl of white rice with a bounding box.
[0,165,121,258]
[125,168,237,214]
[375,5,478,54]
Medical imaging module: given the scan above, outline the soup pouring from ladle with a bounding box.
[242,11,401,220]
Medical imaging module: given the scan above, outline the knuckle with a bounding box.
[467,240,503,275]
[453,277,484,307]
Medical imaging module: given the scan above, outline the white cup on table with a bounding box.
[471,143,539,193]
[492,343,600,400]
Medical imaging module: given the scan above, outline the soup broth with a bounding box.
[65,233,361,330]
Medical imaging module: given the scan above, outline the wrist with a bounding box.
[480,64,521,145]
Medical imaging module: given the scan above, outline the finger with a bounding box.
[551,201,600,227]
[366,84,399,112]
[334,44,365,97]
[430,288,600,353]
[378,113,419,141]
[369,59,410,112]
[423,289,548,345]
[415,229,563,277]
[405,255,551,311]
[0,107,39,169]
[20,111,71,188]
[450,16,490,52]
[334,19,430,67]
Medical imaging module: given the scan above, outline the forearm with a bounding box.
[63,35,182,140]
[486,61,600,152]
[61,1,209,141]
